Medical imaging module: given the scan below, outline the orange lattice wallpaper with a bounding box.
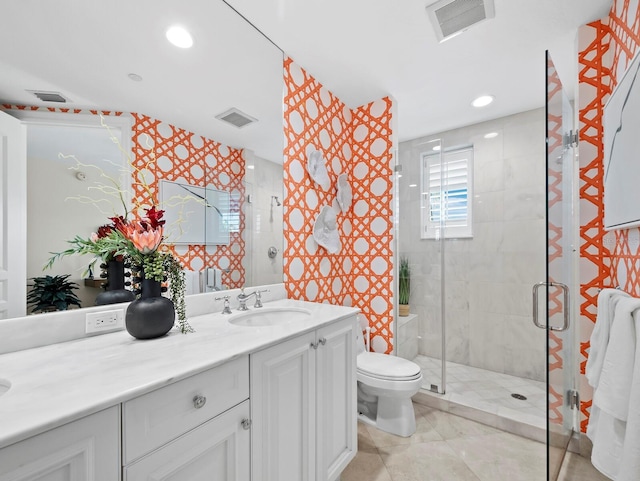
[283,57,396,353]
[130,113,245,289]
[2,105,245,289]
[577,0,640,433]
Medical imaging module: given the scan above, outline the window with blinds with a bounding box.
[420,146,473,239]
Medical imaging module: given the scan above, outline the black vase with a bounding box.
[95,260,135,305]
[125,279,175,340]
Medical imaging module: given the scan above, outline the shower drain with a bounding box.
[511,393,527,401]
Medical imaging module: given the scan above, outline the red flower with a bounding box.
[109,215,128,234]
[143,206,165,230]
[96,224,113,239]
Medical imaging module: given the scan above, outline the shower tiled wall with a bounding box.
[282,57,396,353]
[577,0,640,433]
[244,152,283,286]
[398,108,546,381]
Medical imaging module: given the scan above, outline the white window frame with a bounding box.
[420,146,474,239]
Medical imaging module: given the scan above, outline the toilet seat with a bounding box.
[357,352,421,381]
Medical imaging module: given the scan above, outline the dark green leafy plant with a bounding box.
[399,257,410,305]
[165,255,192,333]
[27,274,82,313]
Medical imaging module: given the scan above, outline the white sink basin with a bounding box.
[0,379,11,398]
[228,307,311,327]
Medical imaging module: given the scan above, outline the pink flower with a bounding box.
[123,220,163,254]
[90,232,99,242]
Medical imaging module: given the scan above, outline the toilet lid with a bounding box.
[357,352,421,380]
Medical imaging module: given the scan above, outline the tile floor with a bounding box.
[342,403,610,481]
[413,355,546,432]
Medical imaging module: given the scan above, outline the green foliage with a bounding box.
[166,256,192,334]
[45,230,127,276]
[399,257,410,305]
[27,274,82,313]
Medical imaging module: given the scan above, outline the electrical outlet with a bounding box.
[85,309,124,334]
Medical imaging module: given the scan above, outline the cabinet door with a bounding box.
[124,400,250,481]
[250,331,316,481]
[316,317,357,481]
[0,407,120,481]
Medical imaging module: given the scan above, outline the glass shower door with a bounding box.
[542,51,577,480]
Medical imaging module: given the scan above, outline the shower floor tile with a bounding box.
[413,354,546,434]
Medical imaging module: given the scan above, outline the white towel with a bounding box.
[618,319,640,481]
[183,270,200,295]
[586,288,630,388]
[589,296,640,481]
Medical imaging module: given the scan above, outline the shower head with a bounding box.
[271,196,281,206]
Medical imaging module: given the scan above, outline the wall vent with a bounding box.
[426,0,495,42]
[215,108,257,128]
[27,90,69,103]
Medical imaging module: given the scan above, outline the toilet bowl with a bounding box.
[356,316,423,437]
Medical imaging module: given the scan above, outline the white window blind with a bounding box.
[421,146,473,239]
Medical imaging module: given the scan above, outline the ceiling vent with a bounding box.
[215,108,257,128]
[426,0,495,42]
[27,90,69,103]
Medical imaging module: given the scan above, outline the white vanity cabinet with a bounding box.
[122,355,250,480]
[250,316,357,481]
[0,406,120,481]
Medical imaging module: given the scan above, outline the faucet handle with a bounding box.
[215,295,232,314]
[254,289,270,308]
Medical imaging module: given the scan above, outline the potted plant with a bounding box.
[399,257,410,317]
[27,274,82,313]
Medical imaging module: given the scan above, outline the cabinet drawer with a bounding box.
[124,400,250,481]
[123,355,249,464]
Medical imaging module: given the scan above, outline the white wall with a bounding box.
[27,123,128,310]
[398,108,546,382]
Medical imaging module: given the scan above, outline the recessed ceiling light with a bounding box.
[128,73,143,82]
[166,25,193,48]
[484,132,498,139]
[433,145,441,151]
[409,184,417,187]
[246,165,255,170]
[472,95,494,108]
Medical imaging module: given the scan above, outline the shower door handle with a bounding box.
[532,281,570,331]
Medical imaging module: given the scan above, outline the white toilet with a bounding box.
[356,316,423,437]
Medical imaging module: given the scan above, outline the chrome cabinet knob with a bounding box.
[319,337,327,346]
[241,418,252,430]
[193,395,207,409]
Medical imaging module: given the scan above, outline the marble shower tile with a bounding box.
[421,409,502,441]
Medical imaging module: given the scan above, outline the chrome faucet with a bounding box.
[237,288,268,311]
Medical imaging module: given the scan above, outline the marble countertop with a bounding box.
[0,298,359,449]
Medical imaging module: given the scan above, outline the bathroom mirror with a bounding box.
[160,180,233,246]
[0,0,285,317]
